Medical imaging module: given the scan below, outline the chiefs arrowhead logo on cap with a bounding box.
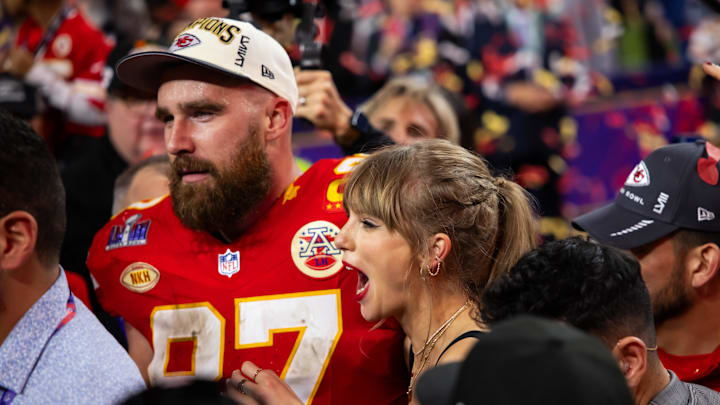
[625,161,650,187]
[169,33,201,52]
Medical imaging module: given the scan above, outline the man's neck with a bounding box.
[656,297,720,355]
[27,0,65,29]
[0,263,60,346]
[634,361,671,405]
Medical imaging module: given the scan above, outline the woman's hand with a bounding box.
[226,361,304,405]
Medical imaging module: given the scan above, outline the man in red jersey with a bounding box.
[86,16,408,404]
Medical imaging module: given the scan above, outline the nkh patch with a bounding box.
[291,221,343,279]
[625,161,650,187]
[106,214,151,251]
[120,262,160,293]
[218,249,240,277]
[170,33,201,52]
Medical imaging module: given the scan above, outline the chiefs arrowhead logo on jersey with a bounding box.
[170,33,201,52]
[120,262,160,293]
[291,221,343,279]
[106,214,151,251]
[625,161,650,187]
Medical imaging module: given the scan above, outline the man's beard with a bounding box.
[652,259,692,324]
[169,125,272,234]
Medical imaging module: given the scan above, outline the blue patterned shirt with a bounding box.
[650,371,720,405]
[0,269,145,404]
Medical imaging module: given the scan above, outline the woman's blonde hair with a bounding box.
[344,140,537,312]
[359,75,460,144]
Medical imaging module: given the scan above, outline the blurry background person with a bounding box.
[295,69,460,153]
[0,109,145,404]
[0,0,112,152]
[112,155,171,216]
[481,237,720,405]
[573,141,720,391]
[416,316,634,405]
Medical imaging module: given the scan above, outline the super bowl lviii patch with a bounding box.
[120,262,160,293]
[106,214,150,251]
[291,221,343,279]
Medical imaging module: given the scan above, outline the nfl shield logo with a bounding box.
[218,249,240,278]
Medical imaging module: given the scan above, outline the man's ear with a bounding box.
[264,97,293,142]
[612,336,647,389]
[0,211,37,271]
[685,243,720,289]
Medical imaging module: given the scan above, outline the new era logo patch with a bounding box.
[261,65,275,79]
[170,33,201,52]
[698,207,715,222]
[625,161,650,187]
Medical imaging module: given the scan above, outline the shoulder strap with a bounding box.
[436,330,486,366]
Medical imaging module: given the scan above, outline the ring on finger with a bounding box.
[252,368,263,383]
[237,378,248,394]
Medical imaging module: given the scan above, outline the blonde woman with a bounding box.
[229,140,537,405]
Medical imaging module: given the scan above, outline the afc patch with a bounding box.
[106,214,150,251]
[218,248,240,278]
[291,221,343,279]
[170,33,201,52]
[120,262,160,293]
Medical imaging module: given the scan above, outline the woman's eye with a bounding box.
[361,219,378,228]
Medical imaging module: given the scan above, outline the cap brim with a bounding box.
[572,202,678,250]
[415,362,461,405]
[116,51,250,94]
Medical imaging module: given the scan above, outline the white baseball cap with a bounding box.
[116,17,299,113]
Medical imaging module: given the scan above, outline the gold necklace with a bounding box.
[407,301,469,398]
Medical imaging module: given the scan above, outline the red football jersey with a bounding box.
[16,7,111,138]
[87,157,409,404]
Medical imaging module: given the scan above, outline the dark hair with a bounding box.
[673,228,720,256]
[120,379,235,405]
[0,110,65,266]
[481,237,655,346]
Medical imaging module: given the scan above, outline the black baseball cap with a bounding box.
[415,316,633,405]
[573,140,720,250]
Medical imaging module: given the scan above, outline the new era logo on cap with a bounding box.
[261,65,274,80]
[624,161,650,187]
[698,207,715,222]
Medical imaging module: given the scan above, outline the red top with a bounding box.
[659,346,720,392]
[87,157,408,404]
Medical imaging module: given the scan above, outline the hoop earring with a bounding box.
[429,256,441,277]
